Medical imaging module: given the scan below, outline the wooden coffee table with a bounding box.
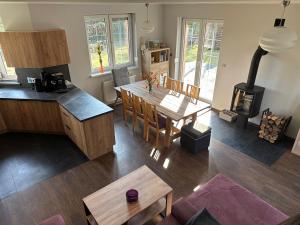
[83,165,173,225]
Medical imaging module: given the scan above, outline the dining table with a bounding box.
[115,81,211,148]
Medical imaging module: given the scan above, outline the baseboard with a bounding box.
[211,107,220,113]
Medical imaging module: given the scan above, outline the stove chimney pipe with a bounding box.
[246,46,268,89]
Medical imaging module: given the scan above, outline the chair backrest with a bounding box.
[120,88,132,109]
[186,84,200,100]
[132,94,144,116]
[143,101,158,126]
[164,77,183,93]
[174,80,184,93]
[112,67,130,86]
[164,77,172,89]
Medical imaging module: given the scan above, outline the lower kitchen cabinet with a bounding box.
[0,100,64,133]
[60,105,115,160]
[0,112,7,134]
[0,99,115,160]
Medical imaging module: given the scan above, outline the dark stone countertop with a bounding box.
[0,85,113,122]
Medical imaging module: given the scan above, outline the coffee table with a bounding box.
[83,165,173,225]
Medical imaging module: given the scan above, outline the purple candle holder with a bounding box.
[126,189,138,203]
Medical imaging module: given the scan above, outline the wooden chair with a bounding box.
[132,94,145,132]
[120,88,133,126]
[164,77,183,93]
[181,84,201,125]
[186,84,200,100]
[143,101,166,148]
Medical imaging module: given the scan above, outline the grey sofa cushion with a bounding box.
[112,67,130,86]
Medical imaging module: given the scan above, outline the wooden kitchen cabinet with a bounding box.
[83,112,115,158]
[0,100,64,133]
[0,100,25,131]
[0,112,7,134]
[60,105,115,160]
[60,106,87,154]
[0,29,70,68]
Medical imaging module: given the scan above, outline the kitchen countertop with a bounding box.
[0,85,113,122]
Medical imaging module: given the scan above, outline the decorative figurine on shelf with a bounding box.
[144,72,159,93]
[96,44,104,73]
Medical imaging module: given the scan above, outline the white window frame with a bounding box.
[109,14,134,68]
[84,14,134,76]
[0,50,7,79]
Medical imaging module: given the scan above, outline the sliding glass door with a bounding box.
[200,21,223,101]
[181,20,201,86]
[179,19,223,103]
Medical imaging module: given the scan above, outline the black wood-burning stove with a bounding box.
[230,83,264,119]
[230,46,268,127]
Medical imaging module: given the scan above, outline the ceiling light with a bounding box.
[141,3,155,34]
[259,0,297,53]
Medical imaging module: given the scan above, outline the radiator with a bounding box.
[103,80,117,105]
[102,75,136,105]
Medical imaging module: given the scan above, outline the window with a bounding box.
[178,19,223,103]
[0,17,17,81]
[84,14,134,76]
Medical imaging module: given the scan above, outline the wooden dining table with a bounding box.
[115,81,210,148]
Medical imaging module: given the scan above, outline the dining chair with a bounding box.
[110,66,136,106]
[120,88,133,126]
[186,84,200,100]
[143,101,167,148]
[164,77,183,93]
[132,94,145,133]
[181,84,201,125]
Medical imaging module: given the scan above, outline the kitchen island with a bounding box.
[0,85,115,160]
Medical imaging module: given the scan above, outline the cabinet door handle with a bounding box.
[65,125,71,130]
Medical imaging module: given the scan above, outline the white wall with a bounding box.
[27,3,164,100]
[0,3,32,30]
[163,4,300,138]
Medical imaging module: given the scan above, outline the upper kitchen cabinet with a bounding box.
[0,29,70,68]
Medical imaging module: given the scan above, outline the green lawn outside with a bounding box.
[90,47,129,74]
[185,45,220,67]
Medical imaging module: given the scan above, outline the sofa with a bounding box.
[158,174,288,225]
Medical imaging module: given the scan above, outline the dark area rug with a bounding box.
[201,112,293,166]
[0,133,88,199]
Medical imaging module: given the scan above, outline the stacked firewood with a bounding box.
[259,111,287,143]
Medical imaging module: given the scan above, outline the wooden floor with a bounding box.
[1,107,300,225]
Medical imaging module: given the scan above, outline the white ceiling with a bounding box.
[0,0,299,4]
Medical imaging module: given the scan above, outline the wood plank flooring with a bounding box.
[0,107,300,225]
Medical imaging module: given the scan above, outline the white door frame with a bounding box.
[179,18,206,86]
